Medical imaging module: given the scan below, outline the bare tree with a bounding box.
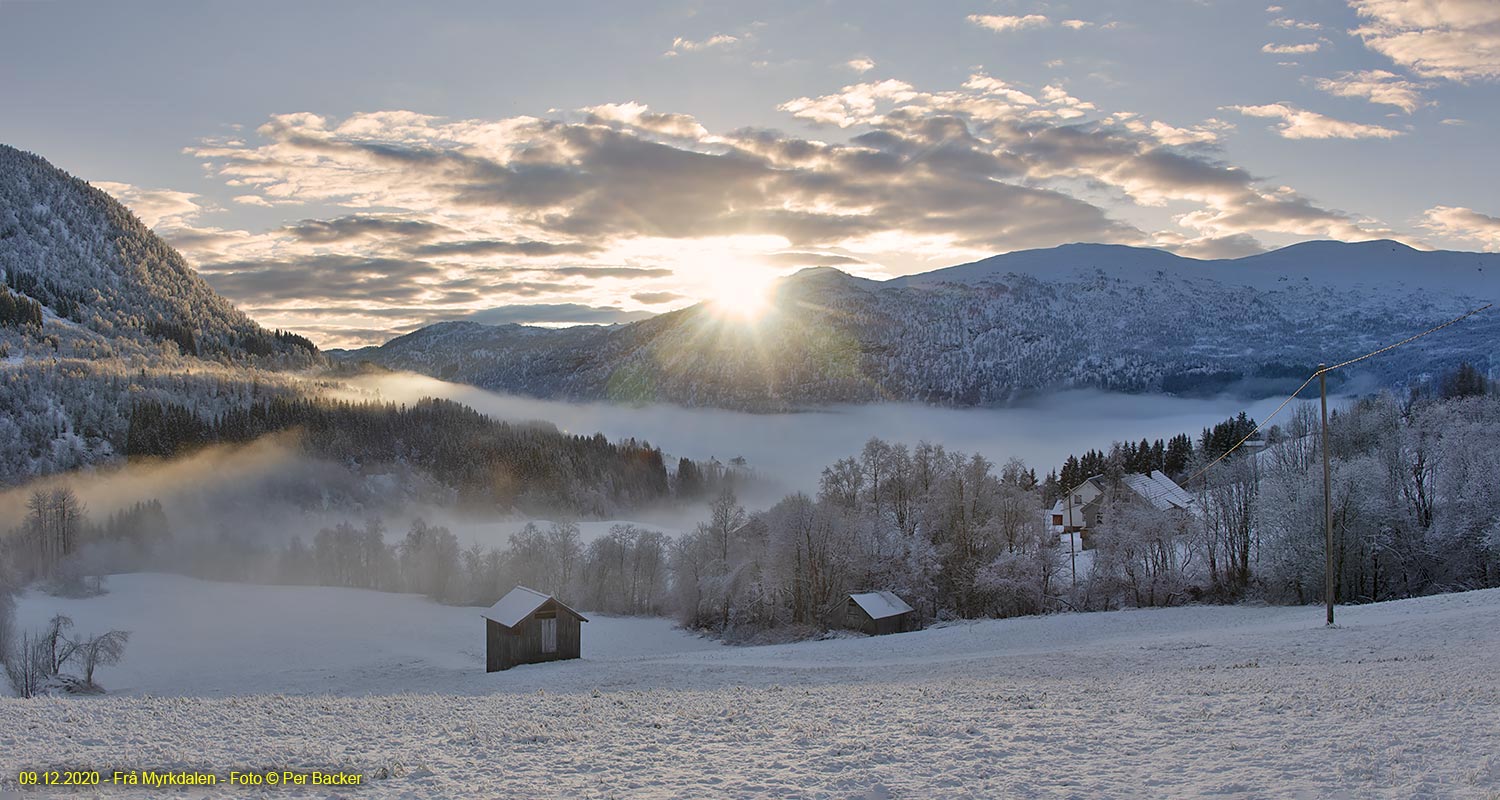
[42,614,76,675]
[3,631,50,698]
[76,630,130,687]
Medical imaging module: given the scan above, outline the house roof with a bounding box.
[1121,470,1197,513]
[849,591,914,620]
[481,586,589,628]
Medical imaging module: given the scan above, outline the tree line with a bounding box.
[124,396,739,515]
[0,286,43,329]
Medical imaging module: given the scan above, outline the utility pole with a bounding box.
[1067,485,1077,588]
[1319,364,1334,627]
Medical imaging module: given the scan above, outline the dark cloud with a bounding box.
[631,291,688,304]
[283,215,452,243]
[466,303,657,326]
[411,239,602,257]
[545,266,674,278]
[199,255,441,305]
[764,252,867,267]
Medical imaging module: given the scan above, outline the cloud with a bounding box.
[1349,0,1500,81]
[1060,19,1093,30]
[763,252,866,267]
[631,291,688,305]
[411,239,601,257]
[545,266,674,278]
[1271,18,1323,30]
[283,214,452,244]
[664,33,739,57]
[1262,42,1321,54]
[1108,115,1233,146]
[966,14,1049,33]
[845,57,876,73]
[1041,85,1097,119]
[93,181,206,229]
[197,255,448,306]
[582,102,709,139]
[196,92,1137,258]
[1420,205,1500,250]
[1226,103,1404,139]
[1311,69,1429,112]
[1153,232,1268,259]
[179,75,1407,345]
[466,303,657,326]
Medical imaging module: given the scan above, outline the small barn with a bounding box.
[845,591,916,636]
[481,586,588,672]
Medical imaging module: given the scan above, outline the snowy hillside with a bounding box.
[341,240,1500,410]
[3,574,1498,797]
[0,145,326,483]
[0,145,316,361]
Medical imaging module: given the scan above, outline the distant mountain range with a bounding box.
[335,240,1499,410]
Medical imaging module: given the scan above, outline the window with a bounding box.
[540,617,558,654]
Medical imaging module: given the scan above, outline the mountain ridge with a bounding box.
[337,239,1499,410]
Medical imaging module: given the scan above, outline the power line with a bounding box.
[1182,302,1492,488]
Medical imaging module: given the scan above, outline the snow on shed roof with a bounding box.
[849,591,914,620]
[481,586,588,628]
[1122,470,1197,513]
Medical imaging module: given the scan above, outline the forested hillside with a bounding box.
[0,145,328,483]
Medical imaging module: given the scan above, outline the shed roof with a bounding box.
[849,591,914,620]
[481,586,589,628]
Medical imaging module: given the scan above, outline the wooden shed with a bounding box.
[845,591,916,636]
[481,586,588,672]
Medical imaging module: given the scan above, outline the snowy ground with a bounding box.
[3,575,1499,798]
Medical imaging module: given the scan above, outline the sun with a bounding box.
[703,269,777,321]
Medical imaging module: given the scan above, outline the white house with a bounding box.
[1048,476,1107,532]
[1049,470,1199,538]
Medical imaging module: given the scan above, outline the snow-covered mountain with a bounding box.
[340,241,1500,410]
[0,144,315,360]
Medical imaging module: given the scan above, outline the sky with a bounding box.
[2,0,1498,348]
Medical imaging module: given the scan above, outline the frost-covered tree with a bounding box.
[74,630,129,687]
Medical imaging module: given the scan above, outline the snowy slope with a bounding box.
[3,574,1498,798]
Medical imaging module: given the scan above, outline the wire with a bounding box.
[1320,303,1492,374]
[1181,302,1492,488]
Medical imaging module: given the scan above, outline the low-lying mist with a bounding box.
[0,434,701,552]
[1,371,1327,617]
[340,372,1316,498]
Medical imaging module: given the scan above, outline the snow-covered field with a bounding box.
[4,574,1499,798]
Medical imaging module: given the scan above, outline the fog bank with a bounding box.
[341,373,1322,496]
